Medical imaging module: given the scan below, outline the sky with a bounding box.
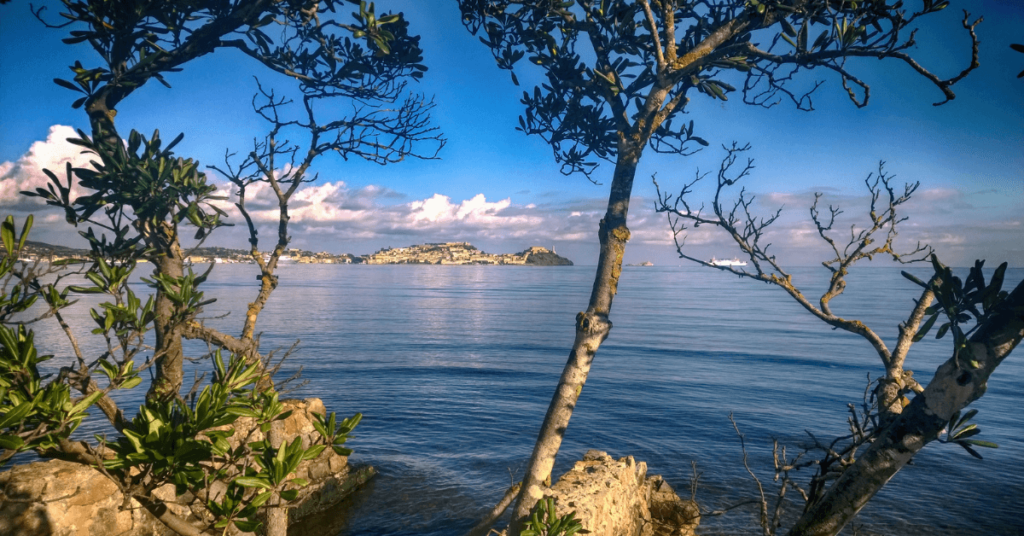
[1,0,1021,267]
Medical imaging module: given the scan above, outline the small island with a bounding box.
[363,242,572,265]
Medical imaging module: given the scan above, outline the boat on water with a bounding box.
[708,256,747,267]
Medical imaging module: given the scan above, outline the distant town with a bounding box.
[5,241,573,266]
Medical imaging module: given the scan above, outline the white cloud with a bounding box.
[1,125,93,213]
[3,126,1021,266]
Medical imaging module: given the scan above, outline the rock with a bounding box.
[0,398,372,536]
[521,248,573,266]
[539,450,699,536]
[646,476,700,536]
[0,459,170,536]
[287,465,377,524]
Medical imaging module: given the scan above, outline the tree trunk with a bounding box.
[84,98,188,403]
[877,284,936,425]
[148,233,187,402]
[265,420,289,536]
[508,146,640,533]
[788,279,1024,536]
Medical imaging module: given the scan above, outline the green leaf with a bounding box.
[1,218,14,254]
[962,439,998,448]
[302,444,327,461]
[0,434,25,450]
[959,443,983,459]
[954,409,978,430]
[312,419,328,439]
[951,427,981,440]
[53,78,86,93]
[780,18,797,37]
[67,285,104,294]
[340,413,362,431]
[0,401,35,429]
[250,490,272,509]
[120,377,143,390]
[233,476,272,489]
[68,390,104,416]
[811,30,829,51]
[983,262,1007,312]
[16,215,31,251]
[913,313,939,342]
[233,519,262,532]
[280,489,299,501]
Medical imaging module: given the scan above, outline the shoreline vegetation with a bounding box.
[4,240,573,266]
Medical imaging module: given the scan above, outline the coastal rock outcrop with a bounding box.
[0,398,373,536]
[521,247,573,266]
[542,450,699,536]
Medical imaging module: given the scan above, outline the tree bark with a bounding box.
[135,495,211,536]
[265,420,289,536]
[84,96,188,403]
[508,144,640,532]
[788,278,1024,536]
[877,283,936,424]
[148,231,187,402]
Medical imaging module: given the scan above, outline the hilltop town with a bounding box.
[4,241,573,266]
[362,242,571,265]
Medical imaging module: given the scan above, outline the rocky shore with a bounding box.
[3,418,693,536]
[0,399,373,536]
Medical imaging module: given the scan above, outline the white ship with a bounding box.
[708,256,747,267]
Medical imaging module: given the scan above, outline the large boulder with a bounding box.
[0,398,373,536]
[0,459,173,536]
[543,450,699,536]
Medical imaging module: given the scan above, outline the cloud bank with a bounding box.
[2,126,1020,266]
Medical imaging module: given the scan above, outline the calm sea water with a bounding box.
[27,264,1024,535]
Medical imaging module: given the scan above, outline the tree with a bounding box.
[653,148,1024,535]
[459,0,981,531]
[2,1,442,534]
[656,149,936,424]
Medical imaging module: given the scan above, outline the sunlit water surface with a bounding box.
[27,265,1024,535]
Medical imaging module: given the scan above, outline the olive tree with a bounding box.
[653,149,1024,535]
[1,1,442,535]
[459,0,980,531]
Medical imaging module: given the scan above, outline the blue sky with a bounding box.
[1,0,1021,267]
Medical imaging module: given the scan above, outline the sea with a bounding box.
[23,264,1024,535]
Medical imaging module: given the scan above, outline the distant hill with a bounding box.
[22,240,88,255]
